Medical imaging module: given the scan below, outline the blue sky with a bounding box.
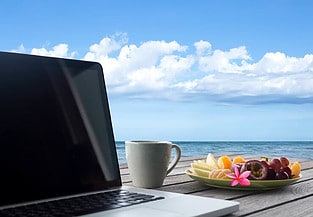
[1,0,313,141]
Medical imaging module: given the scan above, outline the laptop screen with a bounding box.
[0,52,121,207]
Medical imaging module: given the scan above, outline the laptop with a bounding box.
[0,51,239,217]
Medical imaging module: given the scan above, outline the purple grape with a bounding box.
[276,170,289,180]
[280,157,290,168]
[267,168,276,180]
[270,158,282,172]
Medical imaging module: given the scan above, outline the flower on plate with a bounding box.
[226,166,251,187]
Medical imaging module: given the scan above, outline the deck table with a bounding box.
[120,154,313,216]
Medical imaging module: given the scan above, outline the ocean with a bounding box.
[116,141,313,164]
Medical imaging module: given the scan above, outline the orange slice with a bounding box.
[291,161,301,178]
[232,156,246,164]
[217,155,232,170]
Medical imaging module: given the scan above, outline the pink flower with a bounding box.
[226,166,251,187]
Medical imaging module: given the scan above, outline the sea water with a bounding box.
[116,141,313,164]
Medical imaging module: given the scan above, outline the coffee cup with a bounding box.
[125,141,181,188]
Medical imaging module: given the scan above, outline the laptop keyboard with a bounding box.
[0,190,165,217]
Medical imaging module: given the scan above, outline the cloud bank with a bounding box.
[17,34,313,104]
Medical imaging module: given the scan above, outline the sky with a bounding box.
[1,0,313,141]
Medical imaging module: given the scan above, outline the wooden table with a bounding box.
[120,154,313,216]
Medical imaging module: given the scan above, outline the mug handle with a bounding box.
[166,144,181,175]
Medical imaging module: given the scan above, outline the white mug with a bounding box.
[125,141,181,188]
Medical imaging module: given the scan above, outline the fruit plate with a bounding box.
[185,169,301,190]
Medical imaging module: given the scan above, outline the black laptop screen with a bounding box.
[0,52,121,207]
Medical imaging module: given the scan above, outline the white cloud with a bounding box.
[159,55,195,77]
[84,34,126,60]
[11,44,26,53]
[194,40,212,56]
[198,46,252,73]
[254,52,313,74]
[31,43,77,58]
[19,35,313,104]
[172,43,313,103]
[83,36,190,98]
[83,37,313,103]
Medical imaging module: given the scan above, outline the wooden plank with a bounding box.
[246,196,313,217]
[120,160,193,176]
[123,173,195,186]
[156,181,212,194]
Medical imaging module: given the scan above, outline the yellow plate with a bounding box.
[185,168,301,190]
